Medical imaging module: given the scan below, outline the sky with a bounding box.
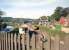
[0,0,69,19]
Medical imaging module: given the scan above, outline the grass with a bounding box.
[38,25,66,38]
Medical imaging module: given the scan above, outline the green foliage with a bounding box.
[0,10,4,22]
[0,10,7,31]
[2,17,12,22]
[55,24,62,31]
[48,16,51,22]
[40,16,48,20]
[61,7,69,17]
[10,28,19,34]
[51,7,63,21]
[39,25,66,37]
[0,17,3,22]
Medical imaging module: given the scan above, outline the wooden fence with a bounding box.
[0,31,69,50]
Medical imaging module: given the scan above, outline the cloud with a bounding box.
[6,0,56,3]
[0,0,56,19]
[1,0,56,6]
[1,0,69,19]
[4,8,54,19]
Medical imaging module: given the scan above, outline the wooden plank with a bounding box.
[0,40,1,50]
[21,34,25,50]
[6,33,8,50]
[7,33,9,50]
[3,34,4,50]
[50,39,55,50]
[60,43,64,50]
[11,33,14,50]
[45,35,50,50]
[2,33,5,50]
[26,30,30,50]
[2,33,3,50]
[0,41,2,50]
[0,33,2,50]
[54,35,60,50]
[0,39,1,50]
[42,32,48,50]
[31,33,36,50]
[14,33,17,50]
[0,32,1,50]
[18,34,20,50]
[8,33,11,50]
[4,33,6,50]
[64,35,69,50]
[36,34,41,50]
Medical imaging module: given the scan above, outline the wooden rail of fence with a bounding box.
[0,30,47,50]
[0,31,69,50]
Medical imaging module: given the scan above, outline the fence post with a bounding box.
[31,33,36,50]
[0,32,1,50]
[18,34,20,50]
[14,33,17,50]
[26,30,30,50]
[54,35,60,50]
[21,34,25,50]
[64,34,69,50]
[0,33,3,50]
[41,32,50,50]
[0,39,1,50]
[45,34,50,50]
[36,33,41,50]
[4,33,6,50]
[60,41,64,50]
[5,33,8,50]
[11,33,14,50]
[1,39,2,50]
[0,37,1,50]
[1,33,4,50]
[50,36,55,50]
[2,33,4,50]
[8,33,11,50]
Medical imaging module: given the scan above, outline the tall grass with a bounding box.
[39,25,66,38]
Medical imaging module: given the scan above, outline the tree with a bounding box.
[0,10,4,31]
[0,10,7,31]
[0,10,4,16]
[60,7,69,17]
[0,10,4,22]
[40,16,48,20]
[51,7,63,21]
[47,16,51,22]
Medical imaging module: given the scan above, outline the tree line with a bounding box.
[40,7,69,22]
